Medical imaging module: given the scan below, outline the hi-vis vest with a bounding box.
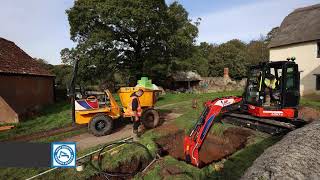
[264,78,277,89]
[127,96,142,117]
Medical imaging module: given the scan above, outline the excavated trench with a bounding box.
[90,127,252,179]
[87,105,320,179]
[156,127,252,167]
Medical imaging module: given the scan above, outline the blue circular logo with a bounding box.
[53,145,74,165]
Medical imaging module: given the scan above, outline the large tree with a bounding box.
[207,39,249,79]
[247,36,269,64]
[64,0,198,85]
[34,57,73,88]
[51,65,73,88]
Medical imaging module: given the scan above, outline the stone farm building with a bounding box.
[269,4,320,95]
[170,71,202,91]
[0,37,55,123]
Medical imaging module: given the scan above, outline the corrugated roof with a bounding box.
[269,4,320,48]
[0,37,54,76]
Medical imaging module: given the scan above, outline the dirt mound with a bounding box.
[298,106,320,122]
[156,127,252,166]
[242,120,320,180]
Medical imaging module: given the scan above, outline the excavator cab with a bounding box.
[184,58,302,167]
[241,59,300,119]
[243,60,300,109]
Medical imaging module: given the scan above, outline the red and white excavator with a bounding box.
[184,59,305,167]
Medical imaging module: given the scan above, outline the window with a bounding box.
[286,68,295,90]
[317,75,320,90]
[318,42,320,58]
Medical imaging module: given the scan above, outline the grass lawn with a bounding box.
[0,94,126,142]
[156,91,242,132]
[1,91,317,142]
[300,98,320,109]
[0,91,242,179]
[0,91,319,179]
[0,102,72,141]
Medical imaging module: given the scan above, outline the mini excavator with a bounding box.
[184,58,305,167]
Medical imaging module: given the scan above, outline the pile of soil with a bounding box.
[156,127,252,166]
[298,106,320,122]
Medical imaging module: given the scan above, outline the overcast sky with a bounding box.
[0,0,318,65]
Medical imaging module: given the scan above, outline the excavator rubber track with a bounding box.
[222,113,297,135]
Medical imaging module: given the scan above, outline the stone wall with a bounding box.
[197,77,246,92]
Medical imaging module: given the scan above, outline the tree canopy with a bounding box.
[199,37,270,79]
[206,40,249,79]
[64,0,199,85]
[61,1,276,87]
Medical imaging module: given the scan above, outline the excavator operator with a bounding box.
[264,73,278,106]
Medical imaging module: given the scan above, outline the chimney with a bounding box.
[224,68,229,79]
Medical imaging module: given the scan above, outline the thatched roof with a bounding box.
[269,4,320,48]
[172,71,202,81]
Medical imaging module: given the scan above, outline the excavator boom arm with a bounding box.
[184,96,242,166]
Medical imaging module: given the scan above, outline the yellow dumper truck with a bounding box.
[74,87,160,136]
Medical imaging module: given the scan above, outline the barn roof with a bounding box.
[269,4,320,48]
[0,37,54,76]
[172,71,202,81]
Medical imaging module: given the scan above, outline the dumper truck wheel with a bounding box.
[89,114,113,136]
[141,109,160,129]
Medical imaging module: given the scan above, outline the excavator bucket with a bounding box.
[183,135,197,165]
